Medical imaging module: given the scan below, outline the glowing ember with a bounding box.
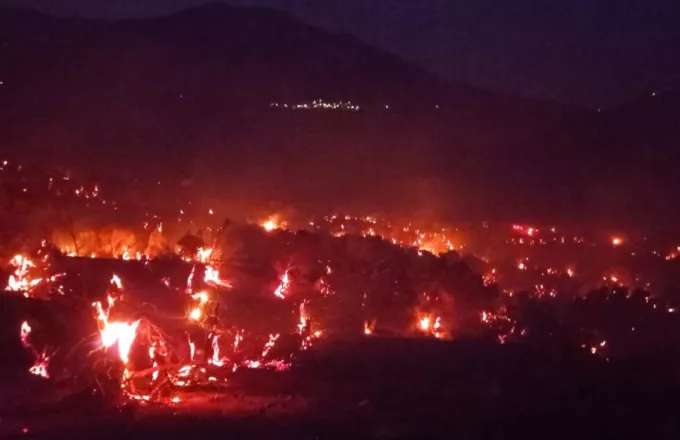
[99,320,140,364]
[262,218,279,232]
[417,314,443,338]
[192,291,209,304]
[204,266,230,288]
[611,237,623,246]
[210,334,226,366]
[28,353,50,379]
[189,307,202,321]
[297,301,309,334]
[186,265,196,293]
[197,247,213,263]
[233,330,243,351]
[19,321,50,379]
[6,255,42,295]
[419,316,431,332]
[274,270,291,299]
[189,341,196,362]
[20,321,31,348]
[261,333,280,358]
[110,274,123,290]
[92,286,140,365]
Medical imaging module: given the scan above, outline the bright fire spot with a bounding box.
[262,218,278,232]
[171,396,181,403]
[20,321,31,347]
[189,307,202,321]
[274,270,291,299]
[611,237,623,246]
[93,300,140,365]
[197,247,213,263]
[210,334,225,366]
[110,274,123,290]
[19,320,51,379]
[28,355,50,379]
[233,330,243,351]
[192,291,209,304]
[297,302,308,334]
[363,320,375,335]
[417,314,443,338]
[261,333,280,358]
[7,255,41,294]
[566,267,575,277]
[518,262,526,271]
[204,266,230,288]
[189,341,196,362]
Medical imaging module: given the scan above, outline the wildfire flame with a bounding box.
[19,320,50,379]
[92,278,140,366]
[262,218,279,232]
[274,270,291,299]
[204,266,230,288]
[7,255,41,295]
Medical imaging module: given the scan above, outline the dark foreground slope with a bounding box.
[3,338,680,439]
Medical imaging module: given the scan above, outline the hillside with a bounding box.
[0,5,675,225]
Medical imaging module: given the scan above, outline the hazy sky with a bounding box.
[1,0,678,107]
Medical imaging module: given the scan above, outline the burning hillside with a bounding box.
[2,161,680,437]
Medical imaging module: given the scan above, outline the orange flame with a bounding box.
[274,270,291,299]
[93,283,140,366]
[19,321,50,379]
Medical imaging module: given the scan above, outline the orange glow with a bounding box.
[197,247,213,263]
[28,353,50,379]
[274,270,291,299]
[417,314,443,338]
[261,333,280,358]
[189,307,202,321]
[20,321,31,347]
[192,291,209,304]
[262,218,279,232]
[7,255,41,294]
[110,274,123,290]
[611,237,623,246]
[210,334,225,366]
[19,320,50,379]
[93,293,140,365]
[204,266,230,288]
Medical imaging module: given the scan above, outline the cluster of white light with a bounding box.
[270,99,360,111]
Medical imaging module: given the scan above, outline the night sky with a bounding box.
[1,0,679,108]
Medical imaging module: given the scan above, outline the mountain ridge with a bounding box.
[0,5,677,225]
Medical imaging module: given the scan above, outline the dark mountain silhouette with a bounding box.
[0,4,676,226]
